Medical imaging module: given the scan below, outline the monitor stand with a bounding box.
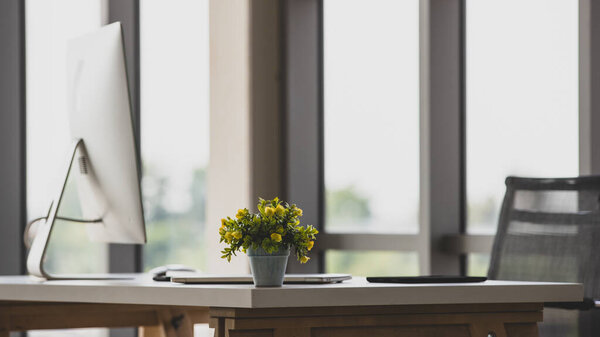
[26,139,134,281]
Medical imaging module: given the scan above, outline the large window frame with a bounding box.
[0,0,27,277]
[1,0,599,301]
[283,0,594,275]
[446,0,588,268]
[283,0,466,275]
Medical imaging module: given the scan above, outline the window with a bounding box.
[326,251,419,276]
[466,0,579,234]
[26,2,109,337]
[26,0,108,276]
[324,0,420,234]
[323,0,420,276]
[141,0,210,271]
[467,253,490,276]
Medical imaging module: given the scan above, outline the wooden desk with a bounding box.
[0,275,583,337]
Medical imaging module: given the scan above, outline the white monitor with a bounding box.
[26,22,146,280]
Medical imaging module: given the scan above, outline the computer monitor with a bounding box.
[26,22,146,280]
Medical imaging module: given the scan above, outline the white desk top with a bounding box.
[0,274,583,309]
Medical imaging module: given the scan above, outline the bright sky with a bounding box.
[26,0,105,217]
[324,0,420,233]
[140,0,210,213]
[324,0,578,234]
[26,0,210,217]
[466,0,578,232]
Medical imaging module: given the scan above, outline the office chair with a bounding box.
[488,176,600,337]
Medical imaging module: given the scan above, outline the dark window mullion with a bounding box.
[282,0,323,274]
[0,0,27,276]
[107,0,142,275]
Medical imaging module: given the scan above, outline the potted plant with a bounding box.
[219,197,318,287]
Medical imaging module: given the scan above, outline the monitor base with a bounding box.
[26,139,104,280]
[30,273,135,281]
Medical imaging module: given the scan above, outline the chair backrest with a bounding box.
[488,176,600,337]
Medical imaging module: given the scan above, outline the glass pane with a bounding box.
[466,0,578,234]
[141,0,210,271]
[467,253,490,277]
[323,0,420,234]
[26,1,108,337]
[44,175,108,274]
[26,0,108,274]
[326,250,419,277]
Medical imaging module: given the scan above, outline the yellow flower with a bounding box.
[224,232,233,242]
[265,207,275,217]
[307,241,314,251]
[300,256,310,264]
[296,208,303,217]
[221,218,227,226]
[270,233,282,242]
[275,204,285,216]
[233,231,243,239]
[236,208,247,219]
[293,219,300,226]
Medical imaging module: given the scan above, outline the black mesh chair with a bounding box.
[488,176,600,337]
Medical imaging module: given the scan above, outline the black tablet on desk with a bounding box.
[367,275,487,284]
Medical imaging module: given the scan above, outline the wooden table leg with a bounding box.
[139,308,209,337]
[139,325,165,337]
[159,309,194,337]
[209,318,224,337]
